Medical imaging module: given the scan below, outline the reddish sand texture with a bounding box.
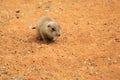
[0,0,120,80]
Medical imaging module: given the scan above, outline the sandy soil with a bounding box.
[0,0,120,80]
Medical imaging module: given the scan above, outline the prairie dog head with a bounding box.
[45,21,61,37]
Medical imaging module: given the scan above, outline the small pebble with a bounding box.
[115,38,120,42]
[37,2,43,8]
[16,16,19,19]
[74,20,78,25]
[45,9,49,12]
[107,57,111,61]
[16,10,20,13]
[103,23,107,25]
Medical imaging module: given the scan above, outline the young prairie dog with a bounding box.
[33,16,61,42]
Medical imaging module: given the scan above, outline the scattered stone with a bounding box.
[113,60,117,64]
[45,9,49,12]
[87,22,90,25]
[74,20,78,25]
[22,38,28,43]
[118,55,120,58]
[76,77,81,80]
[59,7,63,11]
[46,5,50,9]
[28,25,35,29]
[31,50,34,53]
[14,77,29,80]
[89,71,93,75]
[47,0,52,2]
[16,10,20,13]
[95,72,98,74]
[107,57,111,61]
[115,38,120,42]
[37,2,43,8]
[103,23,107,25]
[16,16,19,19]
[2,71,8,74]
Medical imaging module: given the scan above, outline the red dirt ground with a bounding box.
[0,0,120,80]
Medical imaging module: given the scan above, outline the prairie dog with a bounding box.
[34,16,61,42]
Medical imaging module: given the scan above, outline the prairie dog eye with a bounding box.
[52,28,55,31]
